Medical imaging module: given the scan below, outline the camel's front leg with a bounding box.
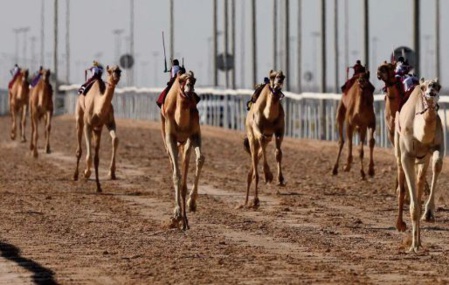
[275,133,285,186]
[166,135,182,227]
[187,134,205,214]
[83,124,93,179]
[394,129,407,232]
[10,106,17,140]
[401,150,420,252]
[358,128,367,180]
[368,126,375,177]
[106,111,118,180]
[93,128,103,193]
[332,102,345,175]
[73,114,84,181]
[344,124,354,172]
[259,136,273,184]
[20,105,27,142]
[30,112,39,158]
[181,142,192,230]
[422,149,443,222]
[44,111,52,154]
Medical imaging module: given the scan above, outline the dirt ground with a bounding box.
[0,114,449,284]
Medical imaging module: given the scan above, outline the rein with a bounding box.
[416,92,439,115]
[269,86,284,100]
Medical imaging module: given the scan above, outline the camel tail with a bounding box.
[243,137,250,154]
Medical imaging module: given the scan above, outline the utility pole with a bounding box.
[54,0,58,94]
[224,0,229,88]
[413,0,420,76]
[297,0,302,93]
[213,0,218,86]
[273,0,277,70]
[130,0,135,86]
[23,27,30,67]
[30,36,37,71]
[435,0,440,80]
[334,0,339,92]
[344,0,348,68]
[231,0,236,89]
[113,29,124,65]
[284,0,290,90]
[66,0,70,83]
[363,0,369,68]
[321,0,326,92]
[170,0,174,61]
[13,28,21,64]
[251,0,257,87]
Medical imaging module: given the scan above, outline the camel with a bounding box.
[29,68,54,158]
[394,78,443,252]
[377,61,402,145]
[160,70,204,230]
[243,70,286,209]
[332,71,376,179]
[73,65,122,192]
[8,69,30,142]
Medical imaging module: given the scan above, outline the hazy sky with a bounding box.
[0,0,446,92]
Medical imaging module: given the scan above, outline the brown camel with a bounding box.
[160,70,204,230]
[394,78,443,252]
[377,61,402,145]
[243,70,286,209]
[73,65,122,192]
[332,71,376,179]
[8,69,29,142]
[29,68,54,158]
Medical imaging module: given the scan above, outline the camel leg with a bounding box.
[401,148,420,252]
[358,127,367,180]
[260,137,273,184]
[45,111,52,154]
[73,113,84,181]
[187,134,205,214]
[394,129,407,232]
[83,124,93,179]
[106,110,118,180]
[251,140,260,209]
[10,107,17,140]
[368,126,375,177]
[343,124,354,172]
[422,149,443,222]
[180,141,192,230]
[332,102,345,175]
[92,128,103,193]
[30,112,38,158]
[275,134,285,186]
[166,134,182,226]
[20,104,27,143]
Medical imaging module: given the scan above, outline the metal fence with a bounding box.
[2,86,449,154]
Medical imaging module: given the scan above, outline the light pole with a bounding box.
[311,31,320,89]
[22,27,30,67]
[13,28,22,64]
[112,29,124,65]
[371,36,378,70]
[30,36,37,71]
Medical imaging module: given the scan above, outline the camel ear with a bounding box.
[384,60,387,64]
[420,77,426,84]
[106,65,110,73]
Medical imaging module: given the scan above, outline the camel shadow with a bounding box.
[0,241,57,285]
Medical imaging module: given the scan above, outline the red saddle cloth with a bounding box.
[8,72,21,89]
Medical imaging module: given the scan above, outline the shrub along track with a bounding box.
[0,115,448,284]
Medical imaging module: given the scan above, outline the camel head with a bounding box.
[106,65,122,85]
[42,69,51,82]
[356,71,371,89]
[21,69,29,83]
[179,71,196,94]
[269,70,285,91]
[420,78,441,108]
[376,61,395,82]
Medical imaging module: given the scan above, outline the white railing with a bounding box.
[2,86,448,153]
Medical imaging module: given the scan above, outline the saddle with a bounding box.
[8,72,21,89]
[79,78,105,95]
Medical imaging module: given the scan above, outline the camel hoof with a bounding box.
[187,198,197,212]
[96,187,102,193]
[10,134,16,140]
[21,137,26,143]
[252,198,260,209]
[277,181,286,187]
[32,151,38,158]
[169,217,180,229]
[108,172,116,180]
[265,171,273,184]
[46,147,51,154]
[73,173,79,181]
[407,246,420,253]
[368,168,375,177]
[84,169,91,179]
[422,211,435,222]
[360,170,366,180]
[396,221,407,232]
[332,167,338,175]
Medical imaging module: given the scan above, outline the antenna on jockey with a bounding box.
[391,47,395,63]
[401,48,406,62]
[162,31,168,73]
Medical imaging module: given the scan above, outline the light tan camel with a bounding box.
[73,65,121,192]
[332,71,376,179]
[377,61,402,145]
[29,68,54,158]
[243,70,286,209]
[394,78,443,252]
[161,71,204,230]
[9,69,29,142]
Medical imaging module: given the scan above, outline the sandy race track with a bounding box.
[0,114,449,284]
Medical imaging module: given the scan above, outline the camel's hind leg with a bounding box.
[44,111,52,154]
[166,134,182,227]
[30,111,39,158]
[92,128,103,193]
[394,129,407,232]
[358,127,367,180]
[73,113,84,181]
[83,125,93,179]
[260,136,273,184]
[422,148,443,222]
[106,109,118,180]
[20,104,27,142]
[180,142,192,230]
[187,134,205,214]
[367,126,375,177]
[343,124,354,172]
[249,136,260,208]
[10,106,17,141]
[332,102,346,175]
[275,133,285,186]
